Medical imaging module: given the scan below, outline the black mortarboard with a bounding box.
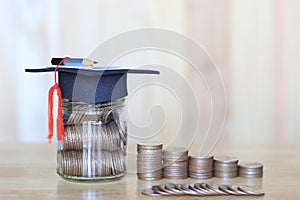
[25,66,159,103]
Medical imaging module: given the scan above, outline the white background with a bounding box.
[1,0,299,145]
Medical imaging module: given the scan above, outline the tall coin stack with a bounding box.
[188,155,214,179]
[239,162,263,178]
[214,156,239,178]
[137,143,163,181]
[163,147,189,179]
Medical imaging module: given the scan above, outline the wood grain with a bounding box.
[0,143,299,199]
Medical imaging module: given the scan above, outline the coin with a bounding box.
[165,183,185,195]
[152,185,172,196]
[228,185,248,195]
[238,185,265,196]
[137,143,163,150]
[175,184,199,195]
[205,183,228,195]
[194,183,213,195]
[142,188,162,197]
[163,147,188,154]
[199,183,220,195]
[219,184,238,195]
[214,156,239,163]
[188,183,208,195]
[158,184,181,195]
[239,162,263,169]
[214,171,238,178]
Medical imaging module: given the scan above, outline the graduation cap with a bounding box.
[25,57,159,143]
[26,62,159,103]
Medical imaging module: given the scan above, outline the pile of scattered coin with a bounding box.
[142,182,265,197]
[137,143,163,181]
[213,156,239,178]
[163,147,189,179]
[239,162,263,178]
[188,155,214,179]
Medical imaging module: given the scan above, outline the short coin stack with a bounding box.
[188,155,214,179]
[214,156,239,178]
[163,147,189,179]
[239,162,263,178]
[137,143,163,181]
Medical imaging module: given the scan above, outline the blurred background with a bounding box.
[1,0,299,146]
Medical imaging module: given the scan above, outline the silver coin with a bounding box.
[189,155,214,160]
[205,183,228,195]
[228,185,249,195]
[175,184,199,195]
[164,147,188,153]
[164,175,188,179]
[138,173,162,178]
[152,185,172,196]
[142,188,161,197]
[137,143,163,150]
[239,174,263,178]
[189,168,213,172]
[199,183,219,195]
[238,185,265,196]
[188,184,208,195]
[219,184,238,195]
[239,168,263,172]
[239,162,263,169]
[193,183,211,195]
[214,171,238,178]
[165,183,185,195]
[138,177,162,181]
[239,170,263,175]
[214,163,239,168]
[158,184,180,195]
[189,173,213,179]
[214,156,239,163]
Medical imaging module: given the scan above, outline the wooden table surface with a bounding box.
[0,142,299,199]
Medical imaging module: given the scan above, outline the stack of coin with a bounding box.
[239,162,263,178]
[214,156,239,178]
[188,155,214,179]
[137,143,163,181]
[163,147,189,179]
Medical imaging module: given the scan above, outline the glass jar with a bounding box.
[57,97,127,182]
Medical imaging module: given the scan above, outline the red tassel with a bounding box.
[47,85,55,143]
[47,57,69,144]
